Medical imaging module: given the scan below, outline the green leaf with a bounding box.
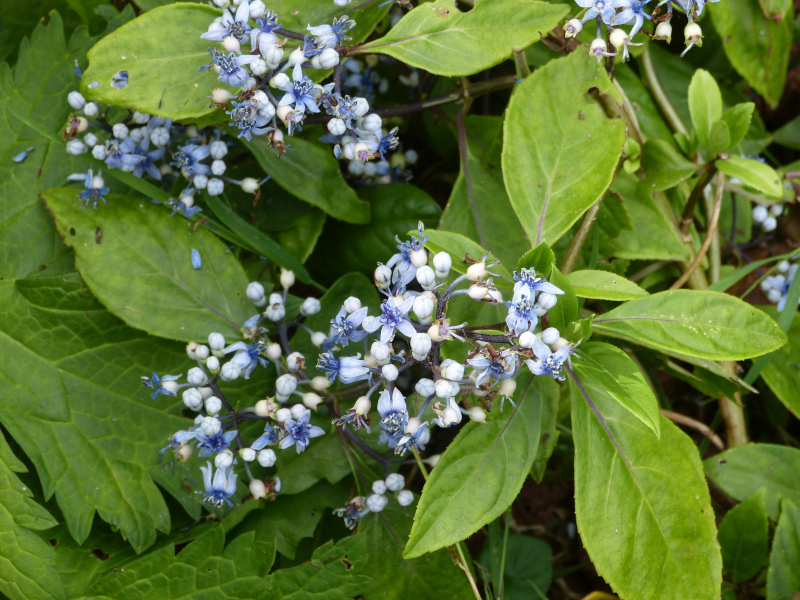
[710,0,793,109]
[641,139,699,192]
[479,533,553,599]
[546,265,577,332]
[404,377,548,558]
[573,342,660,438]
[503,51,626,245]
[42,188,253,342]
[311,183,441,276]
[566,270,648,301]
[716,155,783,198]
[246,136,370,224]
[570,371,721,600]
[773,113,800,150]
[721,103,755,149]
[359,0,567,77]
[420,229,513,284]
[707,119,731,158]
[704,444,800,521]
[762,310,800,419]
[767,500,800,600]
[688,69,723,150]
[362,503,474,599]
[439,115,531,269]
[263,0,389,46]
[81,4,225,121]
[0,272,192,552]
[718,488,769,582]
[592,290,787,361]
[517,242,555,278]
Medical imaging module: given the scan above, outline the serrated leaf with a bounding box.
[641,139,699,192]
[704,444,800,521]
[716,155,783,198]
[767,500,800,600]
[246,136,370,224]
[0,272,194,552]
[503,51,626,245]
[688,69,722,150]
[359,0,567,77]
[573,342,660,437]
[404,377,548,558]
[42,188,252,342]
[81,3,225,121]
[721,103,755,150]
[566,270,648,301]
[718,488,768,582]
[570,371,721,600]
[593,290,787,361]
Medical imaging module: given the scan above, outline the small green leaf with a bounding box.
[593,290,787,361]
[246,137,370,224]
[767,500,800,600]
[503,51,626,245]
[721,103,755,149]
[566,270,648,301]
[81,4,225,121]
[517,242,555,278]
[571,372,721,600]
[404,377,549,558]
[641,139,699,192]
[718,488,768,582]
[564,316,593,345]
[573,342,660,437]
[704,444,800,520]
[688,69,723,149]
[716,155,783,198]
[42,188,253,342]
[359,0,567,77]
[547,265,577,332]
[707,119,731,158]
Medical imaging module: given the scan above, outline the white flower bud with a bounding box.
[215,451,234,470]
[777,260,790,273]
[241,447,256,462]
[763,217,778,232]
[752,205,768,223]
[318,47,340,68]
[397,489,414,506]
[83,102,99,117]
[768,288,783,303]
[112,123,129,140]
[432,252,451,276]
[254,399,272,417]
[291,403,309,420]
[374,264,392,288]
[209,140,228,160]
[258,448,277,467]
[276,374,298,399]
[183,388,203,410]
[415,378,435,398]
[416,266,436,288]
[303,392,323,410]
[199,387,213,400]
[186,341,199,359]
[327,118,347,137]
[361,113,382,132]
[385,473,405,492]
[542,327,560,345]
[409,248,428,268]
[129,127,144,144]
[609,28,628,50]
[195,344,210,360]
[382,364,399,382]
[208,332,226,351]
[193,174,208,190]
[249,0,266,19]
[413,295,434,321]
[220,361,241,381]
[211,159,227,176]
[466,262,487,281]
[564,18,583,38]
[468,406,487,423]
[187,367,208,386]
[353,98,369,118]
[771,203,784,217]
[498,379,516,398]
[488,288,503,304]
[287,48,305,67]
[435,378,458,399]
[83,132,98,147]
[538,292,558,310]
[223,35,241,54]
[311,331,327,346]
[266,302,286,322]
[684,22,703,46]
[343,296,362,313]
[311,376,330,392]
[552,337,570,351]
[262,343,279,362]
[654,21,672,42]
[160,379,179,395]
[271,73,290,89]
[275,407,292,423]
[444,362,465,382]
[92,144,107,160]
[250,479,267,499]
[207,178,224,196]
[468,284,488,300]
[278,269,295,290]
[300,297,321,316]
[205,395,222,415]
[210,87,235,106]
[355,396,371,415]
[371,342,392,365]
[68,91,86,109]
[372,480,387,495]
[367,493,388,512]
[410,332,432,359]
[250,58,268,76]
[287,352,305,372]
[66,139,86,155]
[263,44,284,65]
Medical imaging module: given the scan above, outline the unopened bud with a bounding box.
[564,18,582,38]
[250,479,267,499]
[654,21,672,42]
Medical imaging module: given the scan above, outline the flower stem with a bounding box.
[561,200,602,274]
[640,46,688,137]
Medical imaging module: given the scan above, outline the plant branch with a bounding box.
[660,409,724,450]
[561,200,602,274]
[456,82,485,248]
[640,46,688,137]
[680,164,718,236]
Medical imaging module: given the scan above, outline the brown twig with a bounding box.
[660,409,725,450]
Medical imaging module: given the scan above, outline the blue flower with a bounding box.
[512,268,564,302]
[324,306,369,349]
[395,422,428,456]
[252,10,282,54]
[505,294,539,335]
[141,371,179,399]
[204,49,259,88]
[307,16,356,49]
[196,430,238,457]
[386,224,428,287]
[201,0,252,44]
[333,497,369,529]
[172,143,211,178]
[228,100,271,141]
[279,411,325,453]
[364,295,416,343]
[223,341,269,379]
[317,352,370,384]
[615,0,652,37]
[167,198,203,218]
[200,462,238,507]
[692,0,720,16]
[120,137,165,179]
[364,127,399,160]
[302,35,323,59]
[191,249,202,270]
[377,387,408,449]
[104,139,138,170]
[525,341,572,382]
[320,90,359,127]
[766,273,795,312]
[333,409,372,433]
[76,169,110,209]
[575,0,621,24]
[251,425,284,450]
[160,428,199,454]
[278,64,320,114]
[467,349,518,385]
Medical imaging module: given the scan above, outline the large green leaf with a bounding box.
[404,377,548,558]
[762,311,800,419]
[571,371,721,600]
[421,229,514,284]
[566,270,648,301]
[716,155,783,198]
[439,115,530,269]
[80,3,225,121]
[0,272,191,552]
[593,290,787,361]
[362,503,474,600]
[641,139,699,192]
[688,69,722,150]
[0,450,63,600]
[710,0,793,109]
[767,500,800,600]
[704,444,800,521]
[503,51,626,245]
[573,342,660,437]
[246,136,370,224]
[358,0,567,77]
[42,188,253,342]
[718,488,768,583]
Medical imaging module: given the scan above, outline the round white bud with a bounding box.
[542,327,560,345]
[66,139,86,155]
[205,395,222,415]
[498,378,517,398]
[187,367,208,386]
[361,113,382,132]
[186,341,199,360]
[249,0,266,18]
[207,178,224,196]
[161,379,179,395]
[287,352,305,372]
[397,489,414,506]
[211,159,227,176]
[68,91,86,109]
[371,342,392,364]
[468,284,488,300]
[263,44,284,65]
[83,102,99,117]
[771,203,784,216]
[258,448,277,467]
[209,140,228,160]
[609,28,628,49]
[444,362,465,382]
[208,332,226,351]
[198,387,213,400]
[318,47,340,68]
[287,48,305,67]
[92,144,107,160]
[264,343,281,361]
[684,22,703,44]
[466,262,487,281]
[311,331,327,347]
[468,406,487,423]
[220,361,241,381]
[354,396,371,415]
[432,252,451,275]
[382,364,399,382]
[343,296,362,313]
[552,337,570,351]
[83,132,98,147]
[222,35,241,53]
[265,302,286,322]
[763,216,778,232]
[367,493,388,512]
[416,265,436,288]
[249,479,267,499]
[193,174,208,190]
[291,403,309,420]
[303,392,323,410]
[280,269,295,289]
[416,378,435,397]
[768,288,783,303]
[410,332,432,359]
[435,378,457,399]
[409,249,428,269]
[385,473,405,492]
[241,447,256,462]
[311,376,330,392]
[275,408,292,423]
[777,260,790,273]
[112,123,129,140]
[209,87,234,105]
[195,344,209,360]
[374,264,392,288]
[413,295,434,321]
[353,98,370,118]
[654,21,672,42]
[538,292,558,310]
[372,480,387,495]
[271,73,290,89]
[752,205,768,223]
[327,117,346,136]
[254,399,272,417]
[215,451,234,470]
[182,388,203,410]
[206,355,221,373]
[276,374,297,398]
[300,297,321,316]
